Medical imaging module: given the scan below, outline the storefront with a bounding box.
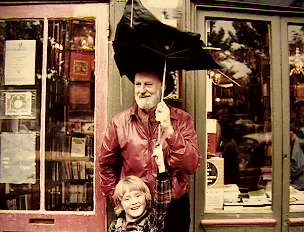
[0,2,109,231]
[0,0,304,232]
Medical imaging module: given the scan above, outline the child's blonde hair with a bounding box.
[113,175,152,215]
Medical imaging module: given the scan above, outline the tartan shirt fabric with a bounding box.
[108,173,172,232]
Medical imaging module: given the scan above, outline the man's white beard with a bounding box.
[135,93,161,110]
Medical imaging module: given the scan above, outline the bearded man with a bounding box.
[98,71,202,232]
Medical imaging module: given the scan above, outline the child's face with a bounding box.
[121,189,147,222]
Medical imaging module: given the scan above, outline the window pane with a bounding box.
[205,19,272,212]
[289,23,304,212]
[0,20,43,210]
[45,19,95,211]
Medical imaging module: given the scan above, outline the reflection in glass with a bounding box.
[289,24,304,212]
[205,19,272,212]
[45,19,95,211]
[238,0,303,8]
[0,20,43,210]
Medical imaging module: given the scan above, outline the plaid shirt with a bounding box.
[108,173,172,232]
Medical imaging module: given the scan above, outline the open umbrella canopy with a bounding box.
[113,0,220,82]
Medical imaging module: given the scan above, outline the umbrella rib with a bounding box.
[167,48,192,57]
[168,56,190,60]
[141,44,192,58]
[217,70,241,87]
[141,44,167,57]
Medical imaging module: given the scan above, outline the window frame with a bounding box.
[0,3,109,232]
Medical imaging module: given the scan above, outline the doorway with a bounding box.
[195,10,304,232]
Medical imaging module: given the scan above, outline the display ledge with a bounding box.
[0,1,110,5]
[201,218,277,227]
[288,218,304,226]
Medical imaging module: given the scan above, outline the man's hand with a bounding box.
[155,101,174,139]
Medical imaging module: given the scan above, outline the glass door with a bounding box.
[197,9,304,232]
[205,18,272,211]
[0,4,108,232]
[195,11,282,232]
[282,17,304,232]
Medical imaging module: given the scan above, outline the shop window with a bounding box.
[0,18,95,212]
[205,19,272,212]
[288,23,304,213]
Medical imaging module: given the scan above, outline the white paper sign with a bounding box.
[5,40,36,85]
[0,132,36,184]
[206,77,213,113]
[71,137,86,157]
[205,157,224,210]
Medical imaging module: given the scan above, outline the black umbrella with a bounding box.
[113,0,220,93]
[113,0,220,143]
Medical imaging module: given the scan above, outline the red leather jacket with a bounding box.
[98,104,202,200]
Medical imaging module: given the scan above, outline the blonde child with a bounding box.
[108,144,171,232]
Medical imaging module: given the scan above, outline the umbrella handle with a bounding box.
[130,0,134,28]
[157,60,167,144]
[161,60,167,101]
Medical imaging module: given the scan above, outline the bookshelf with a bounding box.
[45,133,94,211]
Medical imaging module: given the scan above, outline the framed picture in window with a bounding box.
[68,82,91,112]
[0,89,36,119]
[69,51,94,81]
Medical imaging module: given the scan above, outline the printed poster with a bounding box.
[0,132,36,184]
[205,157,224,210]
[4,40,36,85]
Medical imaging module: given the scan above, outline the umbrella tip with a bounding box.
[203,47,222,51]
[203,46,221,51]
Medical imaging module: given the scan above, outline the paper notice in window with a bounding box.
[71,137,86,157]
[4,40,36,85]
[205,157,224,211]
[0,132,36,184]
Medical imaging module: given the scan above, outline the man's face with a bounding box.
[121,190,147,222]
[134,72,162,110]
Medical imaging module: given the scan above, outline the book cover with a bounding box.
[68,82,91,111]
[69,51,94,81]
